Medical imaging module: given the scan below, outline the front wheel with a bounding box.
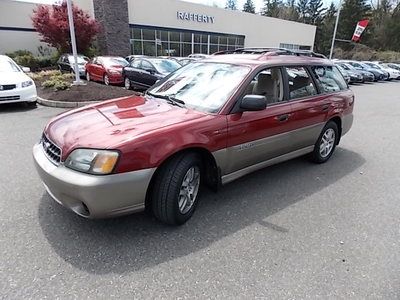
[151,153,202,225]
[104,74,110,85]
[86,72,91,82]
[310,121,338,163]
[124,77,131,90]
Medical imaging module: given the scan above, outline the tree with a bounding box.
[337,0,371,43]
[225,0,238,10]
[314,2,337,54]
[262,0,284,17]
[243,0,256,13]
[31,0,100,54]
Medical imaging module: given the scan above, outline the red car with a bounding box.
[85,56,128,85]
[33,49,354,225]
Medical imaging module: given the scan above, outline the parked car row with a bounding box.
[333,59,400,84]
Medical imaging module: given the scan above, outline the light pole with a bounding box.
[329,0,343,60]
[66,0,84,85]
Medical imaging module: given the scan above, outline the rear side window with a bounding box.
[311,66,348,92]
[285,66,317,100]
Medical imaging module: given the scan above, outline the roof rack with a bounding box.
[212,47,295,56]
[212,47,328,59]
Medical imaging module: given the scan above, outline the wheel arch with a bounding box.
[328,115,342,144]
[144,147,220,210]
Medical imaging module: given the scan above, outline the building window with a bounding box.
[130,25,245,57]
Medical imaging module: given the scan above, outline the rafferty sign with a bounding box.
[177,11,215,23]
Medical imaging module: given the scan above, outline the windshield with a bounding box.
[68,56,88,64]
[103,58,128,67]
[151,59,181,74]
[359,62,372,69]
[147,62,251,113]
[0,59,21,72]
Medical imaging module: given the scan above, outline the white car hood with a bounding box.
[0,71,31,85]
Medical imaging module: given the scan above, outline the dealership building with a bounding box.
[0,0,316,57]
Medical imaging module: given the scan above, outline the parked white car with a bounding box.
[0,55,37,104]
[363,61,400,80]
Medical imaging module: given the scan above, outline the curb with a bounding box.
[36,96,100,108]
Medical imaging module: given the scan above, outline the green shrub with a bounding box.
[5,50,57,71]
[42,77,71,91]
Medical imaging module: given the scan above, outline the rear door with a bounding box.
[288,65,349,150]
[224,67,294,175]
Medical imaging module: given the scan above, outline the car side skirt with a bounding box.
[220,146,314,185]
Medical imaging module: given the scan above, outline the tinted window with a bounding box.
[312,66,347,92]
[243,67,284,105]
[285,66,317,99]
[141,60,155,71]
[130,59,141,68]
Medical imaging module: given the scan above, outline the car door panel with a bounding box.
[224,102,294,175]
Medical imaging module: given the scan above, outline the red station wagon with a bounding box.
[33,49,354,225]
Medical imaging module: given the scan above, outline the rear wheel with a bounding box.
[310,121,338,163]
[104,74,110,85]
[151,153,202,225]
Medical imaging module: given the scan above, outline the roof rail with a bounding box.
[212,47,295,56]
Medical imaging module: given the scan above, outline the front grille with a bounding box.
[0,84,16,91]
[0,95,20,101]
[42,134,62,165]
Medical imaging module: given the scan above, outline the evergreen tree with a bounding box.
[314,2,337,54]
[308,0,326,24]
[243,0,256,13]
[225,0,238,10]
[262,0,284,18]
[337,0,371,43]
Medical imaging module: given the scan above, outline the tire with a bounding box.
[151,152,202,225]
[124,77,131,90]
[86,72,91,82]
[310,121,339,164]
[104,74,110,85]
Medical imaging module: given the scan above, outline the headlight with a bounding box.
[65,149,119,175]
[22,80,33,88]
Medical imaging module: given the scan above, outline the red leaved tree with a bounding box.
[31,1,100,54]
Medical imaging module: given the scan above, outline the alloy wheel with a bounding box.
[104,74,110,85]
[319,128,335,158]
[124,77,131,90]
[178,166,200,214]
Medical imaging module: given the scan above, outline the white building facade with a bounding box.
[0,0,316,56]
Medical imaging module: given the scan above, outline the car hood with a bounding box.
[0,71,31,85]
[45,95,208,159]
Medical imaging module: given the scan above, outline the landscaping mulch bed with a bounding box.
[36,81,138,102]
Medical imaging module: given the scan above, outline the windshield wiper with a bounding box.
[147,92,185,107]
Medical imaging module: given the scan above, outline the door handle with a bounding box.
[275,114,289,122]
[322,104,330,111]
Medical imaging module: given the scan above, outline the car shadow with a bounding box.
[38,147,365,275]
[0,102,37,113]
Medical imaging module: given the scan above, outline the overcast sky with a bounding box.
[14,0,265,13]
[14,0,334,13]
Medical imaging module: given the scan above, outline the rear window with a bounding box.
[311,66,348,92]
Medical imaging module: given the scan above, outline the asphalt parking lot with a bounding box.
[1,81,400,299]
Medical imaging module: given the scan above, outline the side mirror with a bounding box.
[21,67,31,73]
[240,95,267,111]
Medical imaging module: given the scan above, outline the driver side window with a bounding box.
[141,60,155,71]
[243,67,284,105]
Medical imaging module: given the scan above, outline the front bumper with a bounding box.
[0,85,37,104]
[33,143,156,218]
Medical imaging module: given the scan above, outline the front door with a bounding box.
[224,67,295,175]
